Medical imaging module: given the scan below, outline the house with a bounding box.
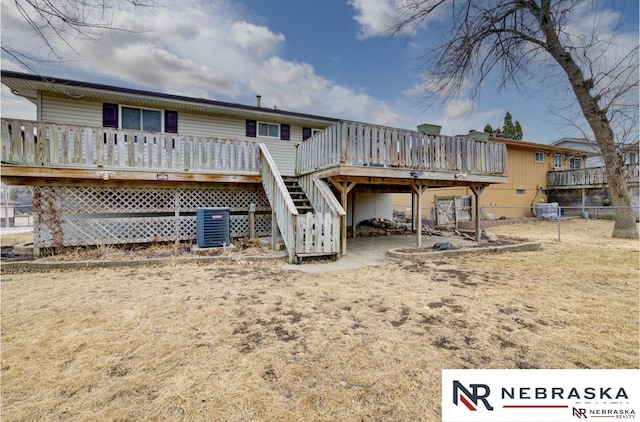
[549,138,639,211]
[1,71,508,262]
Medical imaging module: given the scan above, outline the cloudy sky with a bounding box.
[1,0,637,143]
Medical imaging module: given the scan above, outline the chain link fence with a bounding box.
[393,203,640,240]
[1,204,34,247]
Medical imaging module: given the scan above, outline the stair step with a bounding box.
[282,177,316,214]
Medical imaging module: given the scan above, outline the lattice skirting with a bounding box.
[32,185,272,248]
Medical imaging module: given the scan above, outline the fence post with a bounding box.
[557,206,561,242]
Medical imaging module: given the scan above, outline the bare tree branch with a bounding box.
[391,0,638,238]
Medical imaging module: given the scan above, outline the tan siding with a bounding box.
[41,95,102,127]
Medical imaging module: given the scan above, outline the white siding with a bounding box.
[347,193,394,226]
[38,96,310,175]
[41,95,102,127]
[172,112,301,175]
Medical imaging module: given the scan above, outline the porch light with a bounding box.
[157,173,169,180]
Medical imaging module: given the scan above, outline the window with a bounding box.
[629,152,638,165]
[303,127,323,141]
[554,154,563,168]
[122,106,161,132]
[570,157,582,169]
[535,152,544,162]
[516,189,525,195]
[258,122,280,138]
[103,104,176,133]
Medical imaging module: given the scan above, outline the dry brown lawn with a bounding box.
[1,219,638,421]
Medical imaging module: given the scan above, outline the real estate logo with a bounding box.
[442,369,639,422]
[452,380,494,411]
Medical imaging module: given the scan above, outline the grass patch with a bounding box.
[1,219,638,420]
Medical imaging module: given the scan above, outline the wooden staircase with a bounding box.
[282,177,314,214]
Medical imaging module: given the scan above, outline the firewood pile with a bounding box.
[353,217,408,236]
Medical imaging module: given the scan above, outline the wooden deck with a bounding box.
[1,119,261,186]
[296,121,508,187]
[547,165,639,189]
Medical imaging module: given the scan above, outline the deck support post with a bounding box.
[410,183,427,247]
[330,179,356,255]
[470,185,486,242]
[350,190,356,238]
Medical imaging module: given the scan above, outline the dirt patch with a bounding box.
[1,219,638,421]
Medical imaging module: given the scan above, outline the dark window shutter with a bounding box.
[103,103,118,128]
[302,127,312,141]
[165,110,178,133]
[281,124,290,141]
[246,120,257,137]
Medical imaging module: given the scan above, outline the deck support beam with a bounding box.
[411,183,428,247]
[470,185,486,242]
[330,179,356,255]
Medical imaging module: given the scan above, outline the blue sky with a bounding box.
[1,0,637,144]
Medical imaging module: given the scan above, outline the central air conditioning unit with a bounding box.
[196,207,230,248]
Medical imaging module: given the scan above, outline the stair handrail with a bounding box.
[257,143,298,262]
[298,174,345,216]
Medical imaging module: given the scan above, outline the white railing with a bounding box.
[258,143,299,263]
[296,174,344,256]
[1,119,260,173]
[297,174,345,217]
[296,121,507,175]
[295,212,341,255]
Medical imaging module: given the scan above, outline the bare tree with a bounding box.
[2,0,157,71]
[393,0,638,238]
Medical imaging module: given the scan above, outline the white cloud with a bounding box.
[1,0,413,128]
[443,99,475,119]
[348,0,445,40]
[348,0,399,39]
[228,22,284,57]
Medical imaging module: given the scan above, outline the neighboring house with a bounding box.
[1,71,508,262]
[393,136,594,221]
[549,137,639,211]
[393,134,639,223]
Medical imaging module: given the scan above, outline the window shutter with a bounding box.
[246,120,257,137]
[165,110,178,133]
[281,124,290,141]
[302,127,312,141]
[103,103,118,128]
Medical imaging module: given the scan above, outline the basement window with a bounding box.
[516,189,525,195]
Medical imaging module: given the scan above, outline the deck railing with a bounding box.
[547,164,639,188]
[1,119,260,173]
[296,121,507,175]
